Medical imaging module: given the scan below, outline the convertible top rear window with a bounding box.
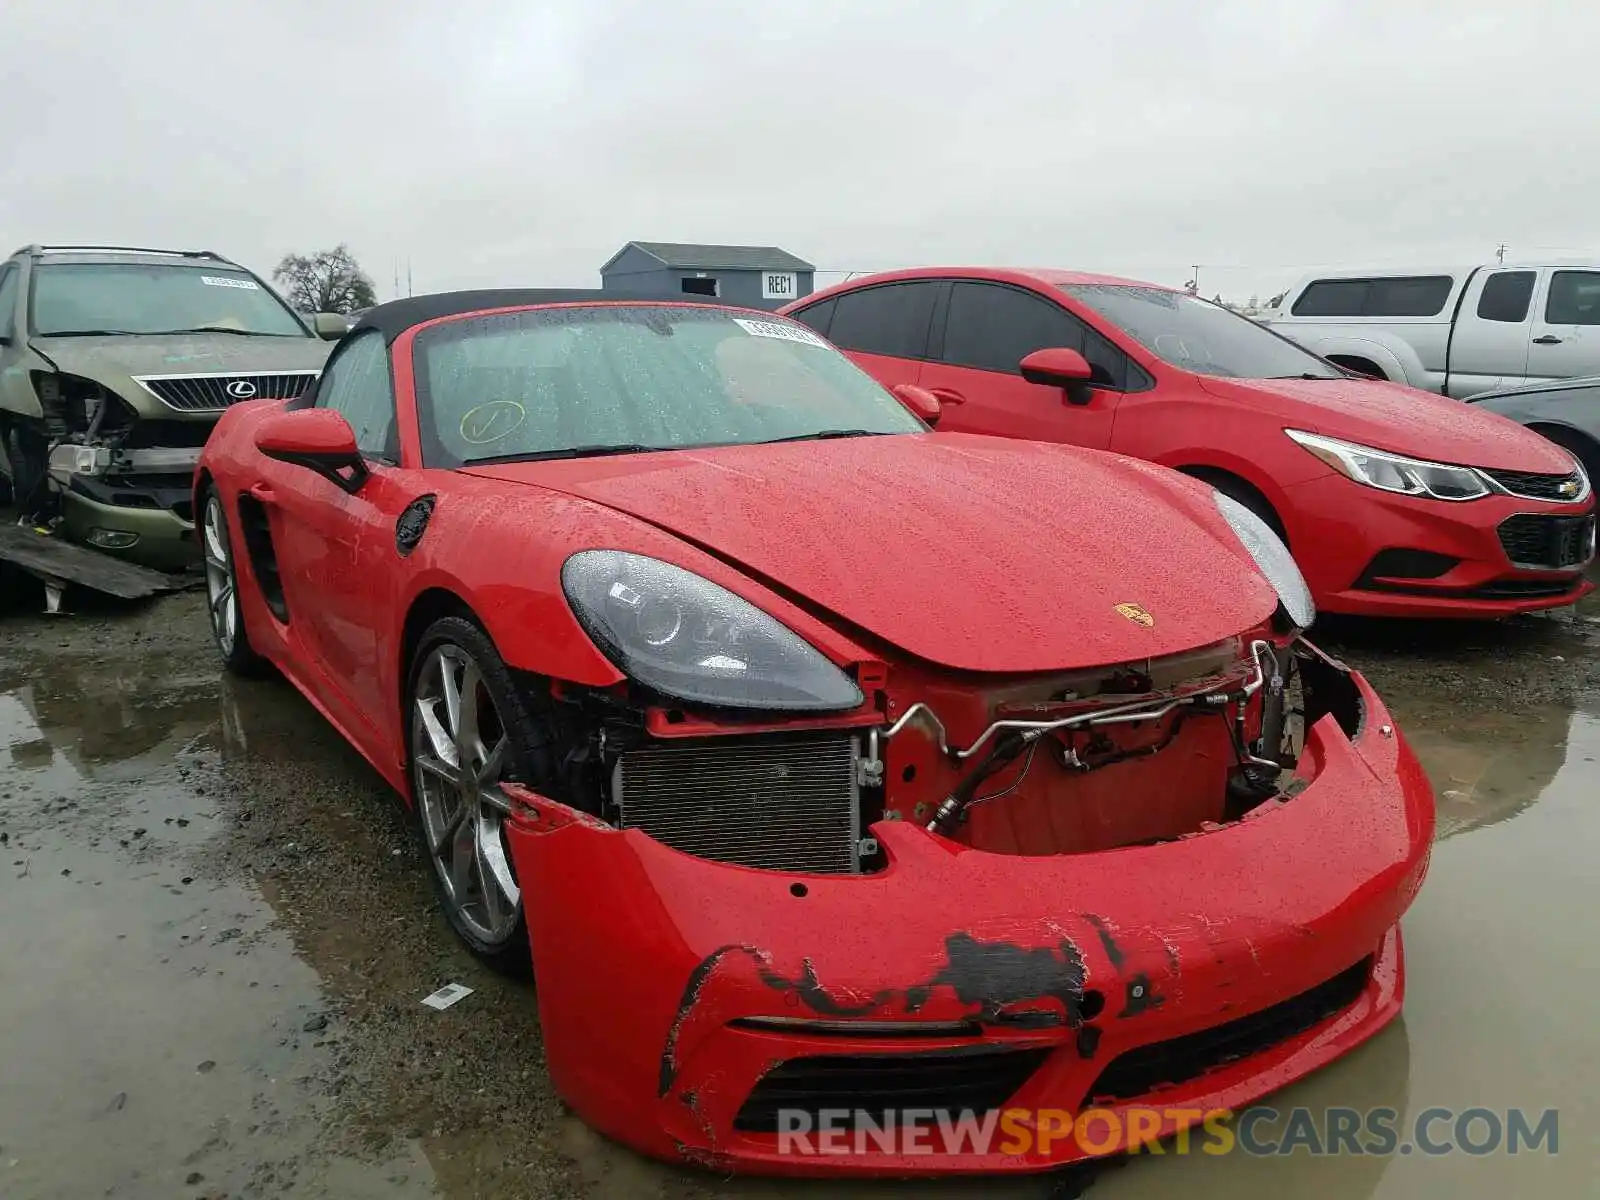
[412,304,925,468]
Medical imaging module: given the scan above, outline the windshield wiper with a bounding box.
[37,328,144,337]
[1269,373,1342,380]
[463,443,656,465]
[152,326,300,337]
[760,429,885,444]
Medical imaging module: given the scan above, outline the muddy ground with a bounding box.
[2,568,1596,1199]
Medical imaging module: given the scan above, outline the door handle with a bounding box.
[928,387,967,405]
[249,481,277,502]
[1533,335,1563,345]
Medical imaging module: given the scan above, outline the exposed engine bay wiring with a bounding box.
[864,640,1291,835]
[966,739,1041,809]
[881,640,1280,763]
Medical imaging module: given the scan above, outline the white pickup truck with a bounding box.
[1265,262,1600,397]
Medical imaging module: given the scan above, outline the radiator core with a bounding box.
[612,733,862,874]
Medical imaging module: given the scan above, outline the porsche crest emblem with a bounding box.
[1115,602,1155,627]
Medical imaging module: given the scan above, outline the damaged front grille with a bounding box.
[133,371,320,412]
[613,733,862,873]
[1085,956,1373,1103]
[733,1045,1052,1133]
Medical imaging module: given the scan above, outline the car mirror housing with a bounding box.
[313,312,350,340]
[1020,347,1101,405]
[254,407,369,493]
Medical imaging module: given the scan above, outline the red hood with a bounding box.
[463,433,1279,673]
[1197,376,1576,473]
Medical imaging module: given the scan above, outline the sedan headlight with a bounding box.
[1286,429,1490,501]
[561,550,864,711]
[1213,492,1316,629]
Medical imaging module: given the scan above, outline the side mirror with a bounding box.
[313,312,349,340]
[892,383,943,426]
[254,408,369,493]
[1020,347,1099,407]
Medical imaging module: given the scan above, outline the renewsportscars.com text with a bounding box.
[776,1105,1560,1158]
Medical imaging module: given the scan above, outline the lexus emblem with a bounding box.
[225,379,258,400]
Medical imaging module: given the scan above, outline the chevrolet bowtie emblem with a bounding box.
[1115,602,1155,627]
[1559,480,1579,498]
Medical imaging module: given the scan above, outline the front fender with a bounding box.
[392,476,880,689]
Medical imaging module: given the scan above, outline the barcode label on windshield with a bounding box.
[733,318,826,348]
[201,275,260,290]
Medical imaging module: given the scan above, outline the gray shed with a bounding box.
[599,241,815,311]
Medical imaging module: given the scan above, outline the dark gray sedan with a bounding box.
[1468,375,1600,484]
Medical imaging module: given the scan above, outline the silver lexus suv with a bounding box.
[0,245,344,567]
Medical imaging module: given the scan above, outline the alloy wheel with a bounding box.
[412,644,522,946]
[202,495,238,657]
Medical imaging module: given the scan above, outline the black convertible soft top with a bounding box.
[348,289,749,344]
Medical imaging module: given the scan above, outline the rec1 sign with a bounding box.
[762,272,798,300]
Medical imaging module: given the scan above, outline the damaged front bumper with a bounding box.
[503,662,1435,1176]
[49,444,199,563]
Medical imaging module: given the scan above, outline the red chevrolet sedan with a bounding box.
[782,269,1596,618]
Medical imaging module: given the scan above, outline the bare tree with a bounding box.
[272,244,378,314]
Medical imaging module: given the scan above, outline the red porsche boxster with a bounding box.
[194,290,1434,1175]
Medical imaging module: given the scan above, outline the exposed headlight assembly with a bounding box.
[1212,492,1316,629]
[1286,429,1490,501]
[561,550,864,711]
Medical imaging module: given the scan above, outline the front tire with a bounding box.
[407,616,553,975]
[201,489,265,675]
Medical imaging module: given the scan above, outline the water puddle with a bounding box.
[0,657,435,1199]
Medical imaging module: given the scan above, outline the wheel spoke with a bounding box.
[416,752,462,789]
[438,656,462,741]
[456,660,484,766]
[478,734,508,783]
[204,510,227,565]
[477,816,521,912]
[210,583,232,620]
[415,697,456,765]
[430,797,467,855]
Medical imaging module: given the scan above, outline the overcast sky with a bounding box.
[3,0,1594,304]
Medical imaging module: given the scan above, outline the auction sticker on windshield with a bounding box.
[733,318,827,348]
[201,275,261,289]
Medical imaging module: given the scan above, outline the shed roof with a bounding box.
[602,241,814,273]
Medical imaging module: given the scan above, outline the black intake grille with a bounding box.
[734,1045,1052,1133]
[1496,513,1596,570]
[1086,957,1373,1103]
[1482,467,1587,502]
[135,372,320,412]
[613,733,861,873]
[1355,547,1460,586]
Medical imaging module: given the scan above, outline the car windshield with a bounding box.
[31,262,310,337]
[413,305,928,467]
[1063,284,1343,379]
